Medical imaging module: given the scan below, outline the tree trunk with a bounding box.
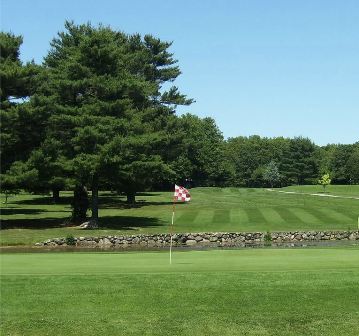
[72,185,89,223]
[91,174,99,224]
[126,190,136,204]
[52,189,60,203]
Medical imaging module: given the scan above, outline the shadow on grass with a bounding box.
[98,215,163,230]
[13,196,73,206]
[99,198,184,209]
[1,208,69,216]
[1,218,68,230]
[1,208,47,216]
[101,192,162,197]
[12,194,176,209]
[1,215,163,231]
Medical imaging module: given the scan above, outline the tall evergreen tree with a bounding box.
[280,137,318,185]
[0,32,40,173]
[32,22,192,225]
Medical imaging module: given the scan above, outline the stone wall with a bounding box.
[36,230,359,248]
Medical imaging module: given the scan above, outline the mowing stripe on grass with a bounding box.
[245,208,268,224]
[176,211,199,224]
[193,210,214,225]
[289,208,322,224]
[275,208,306,224]
[230,209,249,226]
[221,188,233,195]
[315,208,354,223]
[213,209,231,224]
[260,208,287,225]
[304,207,343,225]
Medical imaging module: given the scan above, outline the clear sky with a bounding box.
[1,0,358,145]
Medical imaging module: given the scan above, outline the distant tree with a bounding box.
[318,173,331,191]
[280,137,318,185]
[170,115,231,187]
[263,161,281,188]
[225,136,262,186]
[346,145,359,184]
[248,166,265,187]
[0,174,20,204]
[224,136,289,187]
[329,144,354,184]
[0,161,38,203]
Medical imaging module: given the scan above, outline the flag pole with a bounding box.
[170,195,176,265]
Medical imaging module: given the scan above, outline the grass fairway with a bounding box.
[1,247,359,335]
[1,185,359,246]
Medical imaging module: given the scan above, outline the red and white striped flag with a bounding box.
[174,184,191,202]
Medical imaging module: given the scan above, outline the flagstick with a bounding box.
[170,196,176,265]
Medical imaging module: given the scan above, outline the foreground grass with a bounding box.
[1,186,359,246]
[1,248,359,335]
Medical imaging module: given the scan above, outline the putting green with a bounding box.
[1,248,359,335]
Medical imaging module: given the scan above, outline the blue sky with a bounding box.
[1,0,358,145]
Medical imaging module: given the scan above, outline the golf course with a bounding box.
[1,186,359,334]
[1,185,358,246]
[1,5,359,334]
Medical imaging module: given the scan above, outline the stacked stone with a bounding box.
[35,230,359,247]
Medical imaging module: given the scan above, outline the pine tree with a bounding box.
[280,137,318,185]
[0,32,40,174]
[32,22,192,225]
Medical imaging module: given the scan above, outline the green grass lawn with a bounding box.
[1,186,359,246]
[1,247,359,335]
[282,185,359,197]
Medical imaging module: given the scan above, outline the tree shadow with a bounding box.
[12,194,174,209]
[1,218,68,230]
[1,215,163,231]
[1,208,47,216]
[98,215,163,230]
[1,208,70,216]
[101,192,161,197]
[13,196,73,206]
[99,197,186,209]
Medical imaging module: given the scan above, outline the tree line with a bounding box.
[1,22,358,225]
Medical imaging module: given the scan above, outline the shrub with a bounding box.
[65,235,76,246]
[264,231,272,246]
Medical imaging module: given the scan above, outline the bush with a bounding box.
[264,231,272,246]
[65,235,76,246]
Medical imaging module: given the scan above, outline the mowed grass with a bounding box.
[1,186,359,246]
[1,248,359,335]
[282,184,359,197]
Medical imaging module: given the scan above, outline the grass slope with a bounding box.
[1,248,359,335]
[282,185,359,197]
[1,186,359,246]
